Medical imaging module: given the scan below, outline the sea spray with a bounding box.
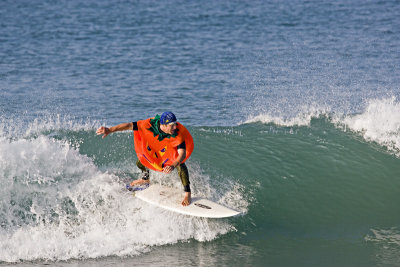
[341,97,400,156]
[244,105,331,127]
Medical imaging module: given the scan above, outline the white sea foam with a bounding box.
[0,113,102,140]
[0,134,243,262]
[366,228,400,246]
[339,97,400,156]
[244,105,330,127]
[365,228,400,266]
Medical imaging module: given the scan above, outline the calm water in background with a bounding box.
[1,0,400,266]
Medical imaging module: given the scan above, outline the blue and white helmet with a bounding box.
[160,111,177,125]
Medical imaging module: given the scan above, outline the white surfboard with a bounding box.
[134,184,240,218]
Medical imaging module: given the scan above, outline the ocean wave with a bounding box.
[339,97,400,156]
[241,97,400,157]
[0,135,242,262]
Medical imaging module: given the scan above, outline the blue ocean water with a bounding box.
[1,0,400,266]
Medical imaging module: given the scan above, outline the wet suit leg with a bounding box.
[136,160,149,180]
[176,163,191,192]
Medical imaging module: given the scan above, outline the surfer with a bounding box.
[96,112,194,206]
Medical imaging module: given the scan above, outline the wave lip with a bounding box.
[243,106,330,127]
[243,97,400,157]
[0,113,101,140]
[341,97,400,156]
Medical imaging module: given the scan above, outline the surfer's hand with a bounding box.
[163,165,175,174]
[182,192,191,206]
[96,126,111,138]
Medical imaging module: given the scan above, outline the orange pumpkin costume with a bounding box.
[133,118,194,172]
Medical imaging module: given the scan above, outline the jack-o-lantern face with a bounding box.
[134,119,193,172]
[141,142,169,170]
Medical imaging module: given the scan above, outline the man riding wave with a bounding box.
[96,112,194,206]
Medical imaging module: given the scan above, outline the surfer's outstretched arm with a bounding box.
[96,122,133,138]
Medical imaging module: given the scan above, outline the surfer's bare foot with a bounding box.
[182,192,191,206]
[130,178,150,187]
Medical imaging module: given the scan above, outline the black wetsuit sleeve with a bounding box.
[132,121,138,131]
[177,141,186,149]
[184,185,191,193]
